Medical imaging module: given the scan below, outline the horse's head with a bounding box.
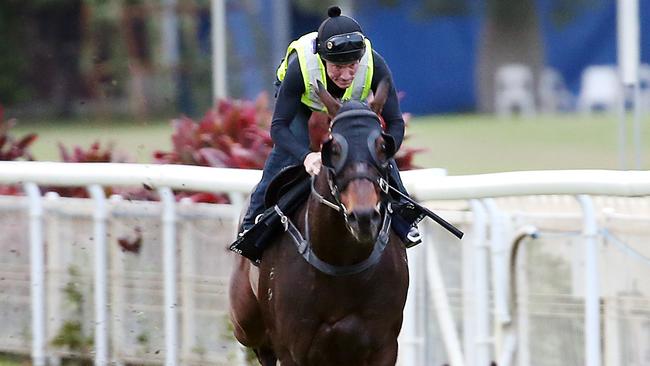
[315,80,396,243]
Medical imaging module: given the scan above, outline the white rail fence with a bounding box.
[0,161,649,366]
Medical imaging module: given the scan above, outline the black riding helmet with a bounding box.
[316,6,366,64]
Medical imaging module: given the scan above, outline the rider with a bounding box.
[236,6,423,262]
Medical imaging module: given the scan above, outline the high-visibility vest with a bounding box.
[276,32,374,113]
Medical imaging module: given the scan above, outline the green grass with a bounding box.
[406,114,650,175]
[12,113,650,175]
[0,353,27,366]
[13,118,173,164]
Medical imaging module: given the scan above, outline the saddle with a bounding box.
[264,164,310,209]
[230,165,311,264]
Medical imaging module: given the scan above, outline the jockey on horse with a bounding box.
[231,6,428,264]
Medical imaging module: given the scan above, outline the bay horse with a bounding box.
[229,80,409,365]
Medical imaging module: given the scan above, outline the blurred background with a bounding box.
[1,0,649,173]
[1,2,650,366]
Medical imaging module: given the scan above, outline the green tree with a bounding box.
[0,2,33,105]
[0,0,83,116]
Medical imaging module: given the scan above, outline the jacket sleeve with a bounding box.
[371,51,405,152]
[269,57,312,162]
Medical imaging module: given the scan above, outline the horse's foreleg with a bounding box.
[229,256,266,347]
[255,347,278,366]
[368,339,399,366]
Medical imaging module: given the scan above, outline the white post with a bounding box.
[44,192,63,366]
[88,185,109,366]
[617,0,639,87]
[227,192,250,365]
[228,192,245,236]
[617,89,627,170]
[108,195,126,366]
[162,0,179,67]
[577,195,601,366]
[462,213,475,366]
[633,82,643,169]
[271,0,290,67]
[617,0,641,169]
[398,226,425,366]
[425,225,465,366]
[179,198,196,362]
[516,243,531,366]
[24,183,46,366]
[604,297,622,366]
[469,200,490,366]
[159,187,178,366]
[483,198,511,358]
[212,0,227,100]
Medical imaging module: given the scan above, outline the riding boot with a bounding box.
[230,177,311,264]
[387,161,425,247]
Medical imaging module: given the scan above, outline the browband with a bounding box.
[330,109,381,127]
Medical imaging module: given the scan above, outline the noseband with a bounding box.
[311,165,390,218]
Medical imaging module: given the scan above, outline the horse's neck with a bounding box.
[307,173,374,266]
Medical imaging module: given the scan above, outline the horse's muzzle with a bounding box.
[346,207,382,243]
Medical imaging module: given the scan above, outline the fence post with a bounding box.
[108,194,126,366]
[88,185,109,365]
[24,183,46,366]
[483,198,511,357]
[159,187,178,366]
[425,222,465,366]
[468,200,490,366]
[44,192,63,366]
[179,198,196,362]
[577,195,601,366]
[398,225,425,366]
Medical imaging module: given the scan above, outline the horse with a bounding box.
[229,80,409,366]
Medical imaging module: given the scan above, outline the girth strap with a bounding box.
[274,203,393,276]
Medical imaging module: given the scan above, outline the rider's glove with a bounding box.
[303,152,322,176]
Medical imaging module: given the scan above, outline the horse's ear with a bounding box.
[315,80,341,117]
[381,132,396,159]
[370,77,390,116]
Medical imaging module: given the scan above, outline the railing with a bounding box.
[1,161,649,366]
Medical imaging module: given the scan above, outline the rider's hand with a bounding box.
[303,152,322,176]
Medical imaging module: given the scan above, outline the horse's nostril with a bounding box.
[350,208,381,226]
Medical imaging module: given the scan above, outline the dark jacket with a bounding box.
[270,50,405,162]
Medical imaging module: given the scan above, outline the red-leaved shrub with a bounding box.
[0,105,38,195]
[0,106,37,162]
[53,141,162,201]
[154,94,273,169]
[153,94,274,203]
[47,141,135,198]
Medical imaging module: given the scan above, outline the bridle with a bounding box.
[274,170,394,276]
[277,108,397,276]
[315,108,395,218]
[310,164,392,224]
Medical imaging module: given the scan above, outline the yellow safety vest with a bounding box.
[276,32,374,112]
